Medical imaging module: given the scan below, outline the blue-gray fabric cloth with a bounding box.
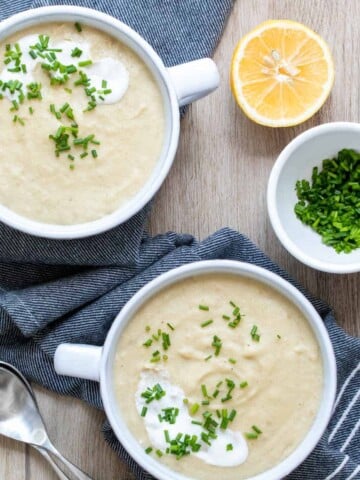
[0,2,359,480]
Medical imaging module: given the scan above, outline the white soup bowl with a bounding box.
[54,260,336,480]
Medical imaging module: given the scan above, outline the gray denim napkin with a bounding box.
[0,2,359,480]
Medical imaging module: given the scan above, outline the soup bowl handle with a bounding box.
[54,343,102,382]
[167,58,219,107]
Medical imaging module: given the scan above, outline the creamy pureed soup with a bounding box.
[0,23,164,224]
[113,273,323,480]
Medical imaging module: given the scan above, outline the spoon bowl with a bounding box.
[0,366,47,445]
[0,363,92,480]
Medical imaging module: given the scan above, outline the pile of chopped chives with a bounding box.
[294,149,360,254]
[140,384,166,404]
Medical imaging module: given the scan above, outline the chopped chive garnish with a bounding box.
[226,443,233,451]
[252,425,262,435]
[277,334,281,339]
[29,106,34,114]
[141,384,166,403]
[216,380,223,388]
[212,335,222,356]
[145,325,151,332]
[68,154,75,161]
[75,22,82,32]
[190,403,199,415]
[80,152,88,159]
[199,304,209,311]
[201,384,209,398]
[60,102,70,113]
[251,325,260,342]
[191,420,202,426]
[240,381,248,389]
[41,62,51,71]
[222,315,230,320]
[141,406,147,417]
[167,322,175,331]
[204,354,212,361]
[201,319,213,328]
[74,70,90,86]
[101,79,107,88]
[164,431,201,458]
[164,430,170,443]
[60,103,70,113]
[78,59,92,67]
[245,425,263,440]
[162,354,168,361]
[229,409,237,421]
[143,339,152,347]
[159,407,179,424]
[212,389,219,398]
[66,65,77,74]
[229,301,236,308]
[71,47,83,58]
[156,449,163,457]
[91,149,98,158]
[221,378,235,403]
[12,115,25,125]
[228,358,236,364]
[161,332,171,350]
[69,164,75,170]
[145,446,152,454]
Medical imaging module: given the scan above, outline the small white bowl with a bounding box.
[267,122,360,274]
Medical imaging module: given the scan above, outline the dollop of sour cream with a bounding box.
[135,370,249,467]
[0,34,129,104]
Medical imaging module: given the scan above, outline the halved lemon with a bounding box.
[230,20,335,127]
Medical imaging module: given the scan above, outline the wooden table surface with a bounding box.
[1,1,359,478]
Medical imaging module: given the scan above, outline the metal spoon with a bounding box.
[0,362,69,480]
[0,364,92,480]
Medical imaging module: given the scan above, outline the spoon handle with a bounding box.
[34,446,70,480]
[44,442,93,480]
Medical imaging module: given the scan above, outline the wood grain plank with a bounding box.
[1,1,359,479]
[0,437,26,479]
[26,386,135,480]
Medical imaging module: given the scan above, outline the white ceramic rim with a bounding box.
[0,6,180,239]
[99,260,337,480]
[267,122,360,274]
